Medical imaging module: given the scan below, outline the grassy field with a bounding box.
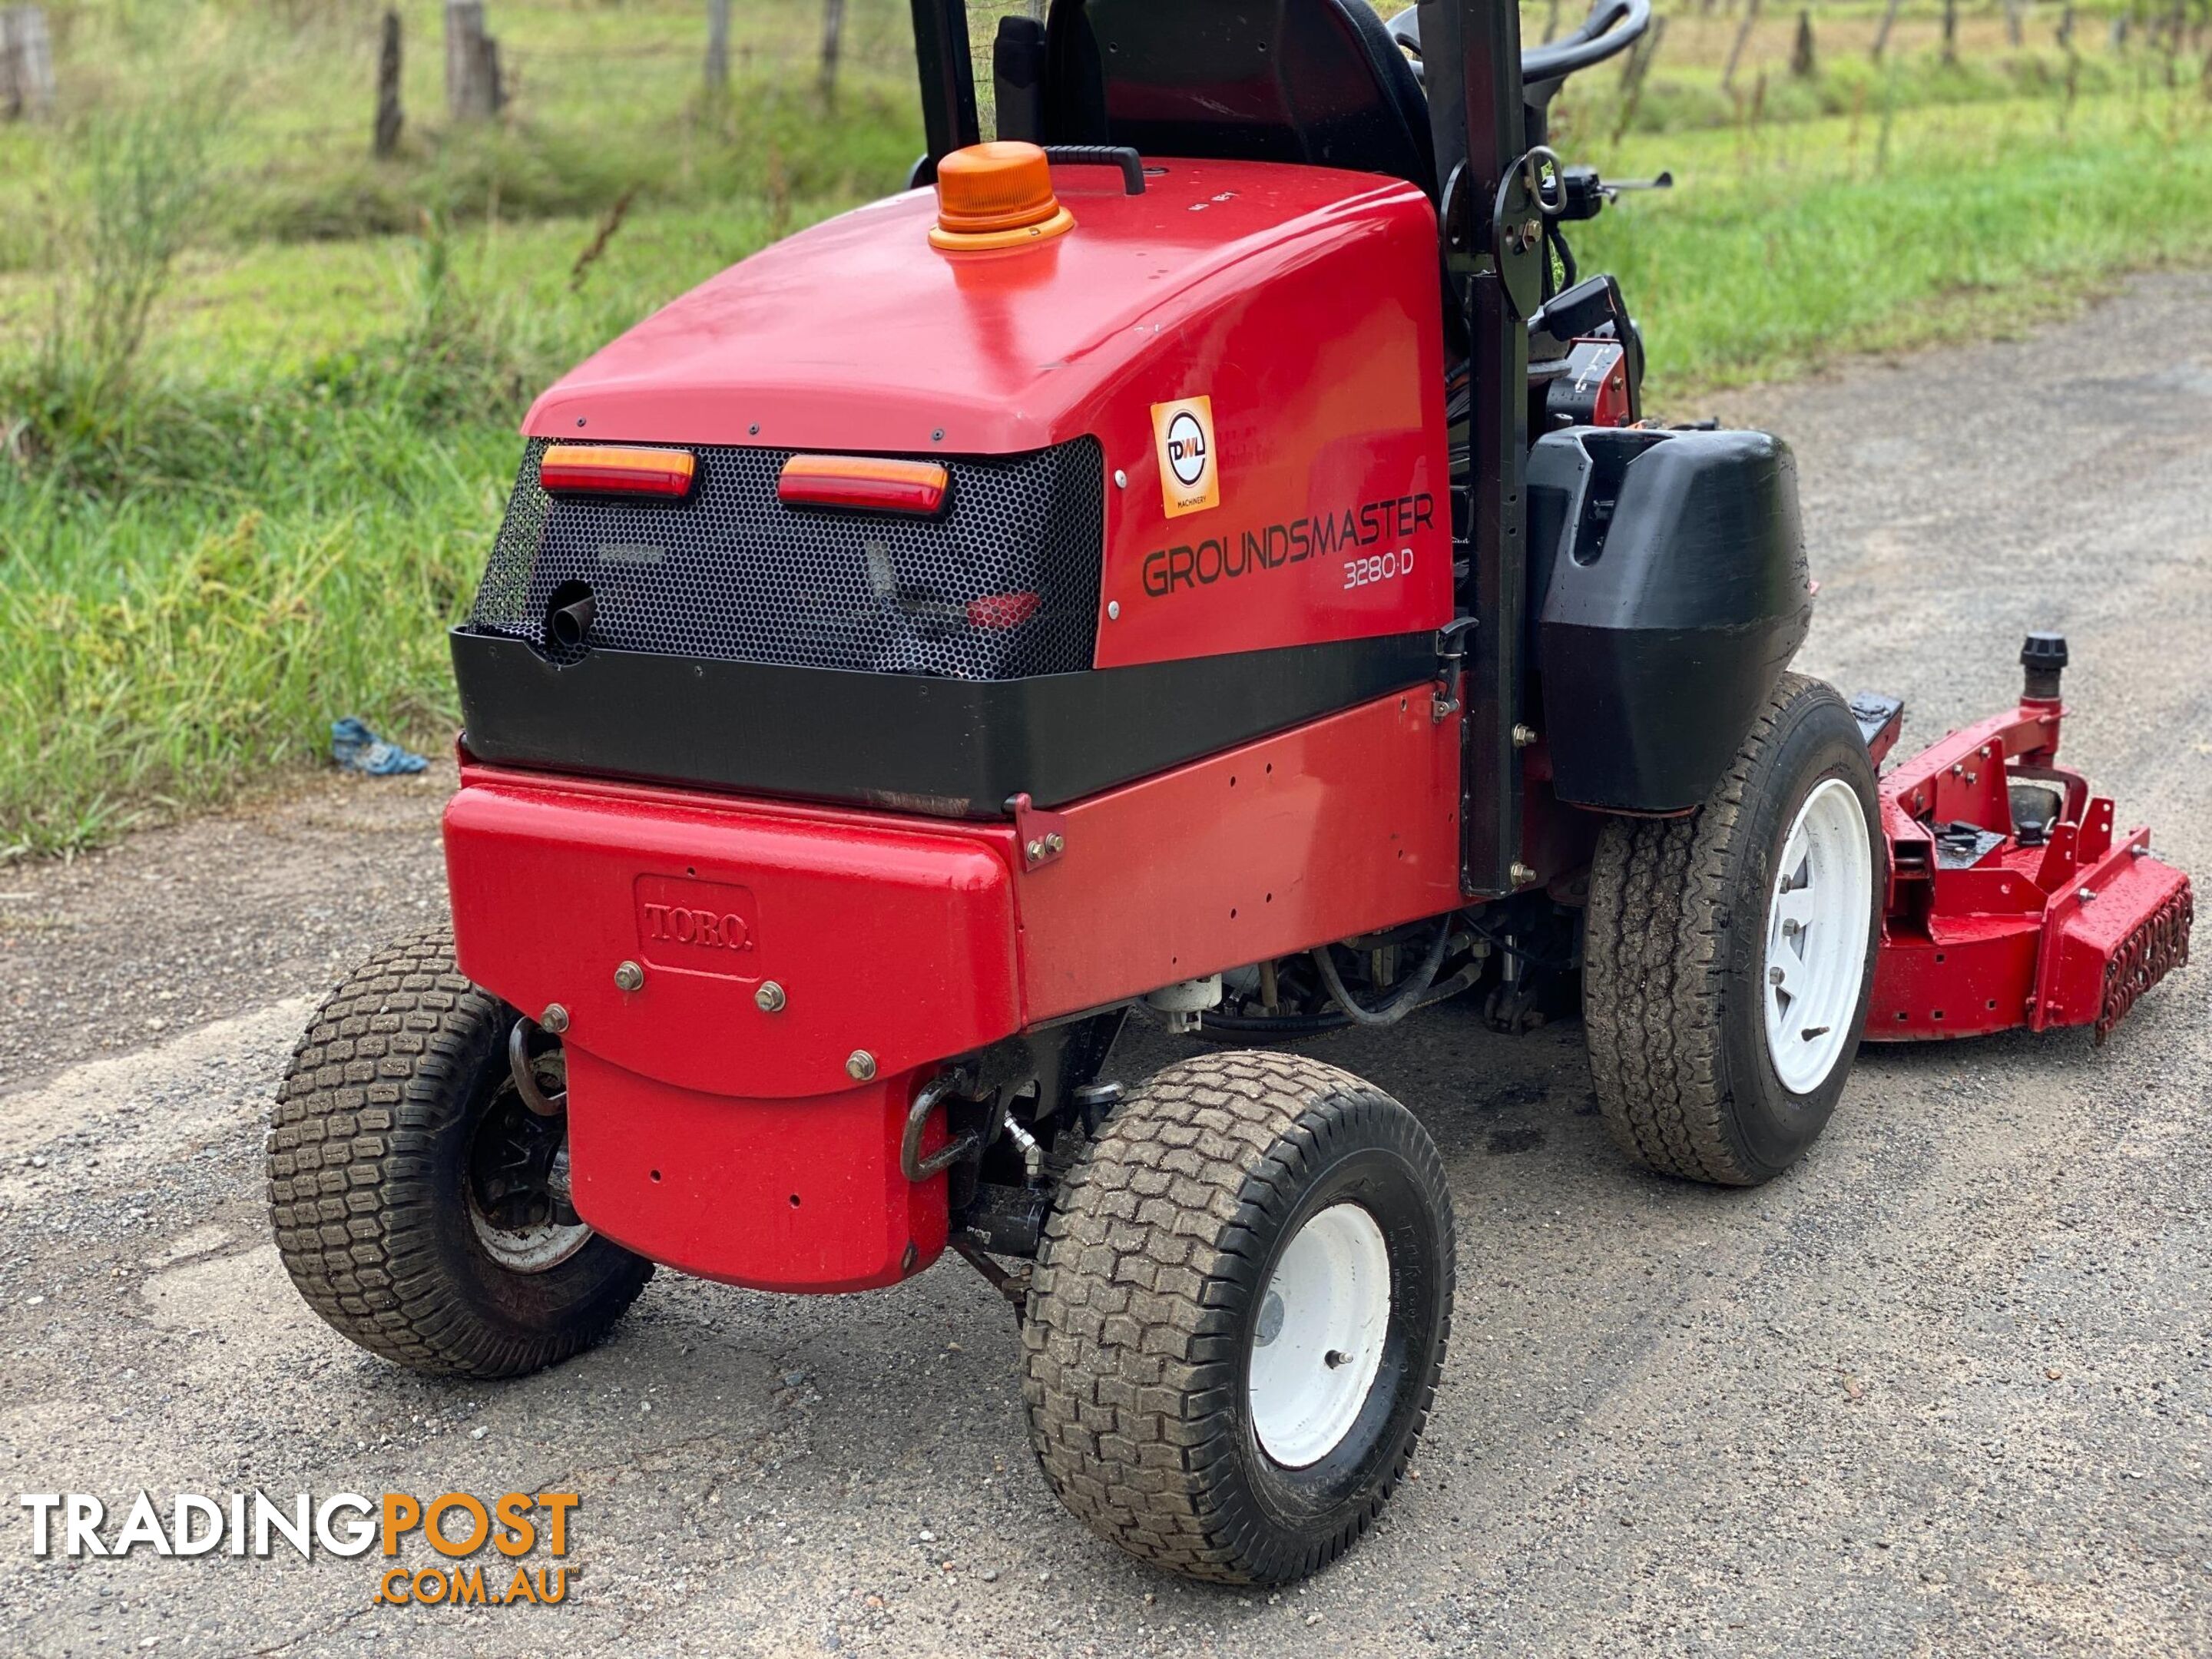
[2,0,2210,856]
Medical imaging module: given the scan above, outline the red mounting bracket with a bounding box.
[1005,792,1069,872]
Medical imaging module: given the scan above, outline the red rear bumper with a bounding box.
[443,770,1023,1291]
[440,691,1462,1292]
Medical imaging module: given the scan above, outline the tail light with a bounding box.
[539,445,697,497]
[779,455,951,516]
[965,592,1041,629]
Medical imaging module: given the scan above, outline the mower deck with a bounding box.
[1860,671,2192,1043]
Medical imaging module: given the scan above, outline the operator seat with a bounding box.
[1039,0,1437,200]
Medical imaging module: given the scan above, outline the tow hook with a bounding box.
[899,1068,984,1183]
[508,1016,567,1118]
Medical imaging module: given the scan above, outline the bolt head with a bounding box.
[1044,832,1065,854]
[1026,839,1047,863]
[1112,469,1128,489]
[755,981,786,1013]
[846,1050,878,1083]
[1106,600,1121,621]
[1769,965,1786,985]
[613,961,644,992]
[1509,861,1538,888]
[1512,724,1539,748]
[2077,887,2096,903]
[539,1003,570,1035]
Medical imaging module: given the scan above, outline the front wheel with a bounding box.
[267,932,652,1378]
[1583,672,1884,1186]
[1022,1052,1455,1584]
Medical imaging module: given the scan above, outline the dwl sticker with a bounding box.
[1151,396,1220,518]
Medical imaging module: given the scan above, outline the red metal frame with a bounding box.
[1866,693,2191,1042]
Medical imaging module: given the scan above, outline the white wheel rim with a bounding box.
[1763,776,1875,1094]
[1247,1202,1392,1469]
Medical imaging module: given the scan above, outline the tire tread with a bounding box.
[267,931,648,1379]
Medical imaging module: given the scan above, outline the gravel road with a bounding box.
[1,273,2207,1657]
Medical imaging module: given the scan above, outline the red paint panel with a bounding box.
[443,776,1022,1099]
[524,162,1431,459]
[1014,690,1463,1020]
[563,1049,945,1292]
[1867,919,2041,1039]
[1084,187,1451,667]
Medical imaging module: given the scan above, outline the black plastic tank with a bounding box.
[1526,426,1813,813]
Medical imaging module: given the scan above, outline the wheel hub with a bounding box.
[1763,777,1875,1094]
[1247,1202,1392,1469]
[466,1050,594,1275]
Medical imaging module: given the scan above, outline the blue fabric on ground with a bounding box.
[330,717,429,776]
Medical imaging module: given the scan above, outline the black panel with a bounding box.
[452,630,1438,816]
[472,438,1104,682]
[1531,427,1813,812]
[1041,0,1436,199]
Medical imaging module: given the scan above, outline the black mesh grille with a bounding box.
[468,436,1105,680]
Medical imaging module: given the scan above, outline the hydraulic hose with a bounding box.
[1310,918,1455,1028]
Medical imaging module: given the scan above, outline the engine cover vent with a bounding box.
[469,435,1104,681]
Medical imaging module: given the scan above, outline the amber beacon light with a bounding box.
[929,141,1076,252]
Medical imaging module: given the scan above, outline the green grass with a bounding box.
[1577,88,2212,396]
[1,0,2210,856]
[0,197,858,856]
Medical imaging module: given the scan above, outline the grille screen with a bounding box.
[468,436,1105,680]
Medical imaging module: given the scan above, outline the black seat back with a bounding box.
[1040,0,1436,199]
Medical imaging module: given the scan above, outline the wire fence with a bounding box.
[8,0,2205,161]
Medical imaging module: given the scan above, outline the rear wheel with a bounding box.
[1583,673,1883,1186]
[267,932,651,1378]
[1022,1051,1454,1584]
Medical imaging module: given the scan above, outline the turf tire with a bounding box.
[1021,1051,1454,1584]
[267,931,651,1378]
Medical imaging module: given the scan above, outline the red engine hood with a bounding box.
[522,160,1432,456]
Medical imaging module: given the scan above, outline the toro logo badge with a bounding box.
[1151,396,1220,518]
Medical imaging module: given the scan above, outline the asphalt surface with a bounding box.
[0,273,2207,1657]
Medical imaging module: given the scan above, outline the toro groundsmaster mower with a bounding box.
[267,0,2192,1585]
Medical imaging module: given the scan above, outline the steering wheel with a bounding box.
[1386,0,1653,87]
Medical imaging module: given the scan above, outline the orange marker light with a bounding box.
[778,454,951,516]
[929,142,1075,253]
[539,444,697,497]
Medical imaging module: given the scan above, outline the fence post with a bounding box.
[704,0,729,98]
[1722,0,1762,90]
[1790,8,1816,75]
[445,0,503,122]
[2005,0,2026,47]
[373,9,403,157]
[1942,0,1959,61]
[0,5,57,121]
[818,0,846,101]
[1872,0,1903,58]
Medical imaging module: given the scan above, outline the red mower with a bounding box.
[269,0,2190,1585]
